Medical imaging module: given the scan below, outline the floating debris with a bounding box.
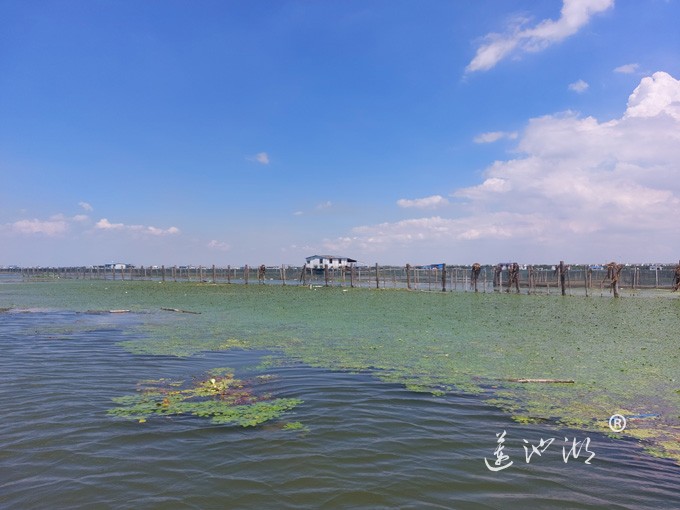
[161,307,201,314]
[507,378,575,384]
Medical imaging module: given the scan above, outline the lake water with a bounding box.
[1,280,679,509]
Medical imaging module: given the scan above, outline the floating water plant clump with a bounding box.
[282,421,310,433]
[108,368,302,427]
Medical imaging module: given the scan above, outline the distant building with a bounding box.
[102,263,133,270]
[305,255,357,270]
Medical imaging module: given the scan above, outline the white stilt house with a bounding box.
[305,255,357,270]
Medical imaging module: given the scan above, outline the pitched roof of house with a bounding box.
[305,255,357,262]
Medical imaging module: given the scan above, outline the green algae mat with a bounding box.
[3,280,679,462]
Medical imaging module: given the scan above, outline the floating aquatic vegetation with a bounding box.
[4,280,680,462]
[282,421,310,433]
[108,367,302,427]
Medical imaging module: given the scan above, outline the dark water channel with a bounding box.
[1,310,679,509]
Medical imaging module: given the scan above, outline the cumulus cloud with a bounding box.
[78,201,93,211]
[4,212,96,237]
[248,152,270,165]
[474,131,519,144]
[397,195,449,209]
[351,213,546,243]
[624,71,680,120]
[95,218,180,236]
[454,177,512,200]
[466,0,613,73]
[614,63,639,74]
[95,218,125,230]
[11,217,69,236]
[326,72,680,262]
[568,79,589,93]
[208,240,230,251]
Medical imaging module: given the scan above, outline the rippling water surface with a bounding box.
[1,284,680,509]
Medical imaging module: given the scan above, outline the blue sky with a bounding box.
[1,0,679,266]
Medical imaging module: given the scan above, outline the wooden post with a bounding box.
[567,265,571,293]
[350,265,355,288]
[281,265,286,286]
[212,264,216,284]
[227,265,231,284]
[244,265,249,284]
[161,265,165,282]
[324,264,329,287]
[527,266,532,294]
[441,264,447,292]
[406,264,411,290]
[559,261,566,296]
[655,267,659,289]
[375,263,380,289]
[584,265,588,297]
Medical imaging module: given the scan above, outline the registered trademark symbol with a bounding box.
[608,414,627,432]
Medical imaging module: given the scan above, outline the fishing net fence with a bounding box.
[7,263,680,295]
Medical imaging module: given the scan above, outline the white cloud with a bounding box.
[327,72,680,263]
[466,0,613,73]
[4,212,92,237]
[78,201,93,211]
[146,226,180,236]
[208,240,230,251]
[624,71,680,121]
[248,152,270,165]
[474,131,518,143]
[95,218,125,230]
[95,218,180,236]
[11,217,69,236]
[614,63,639,74]
[397,195,449,209]
[568,79,589,93]
[316,201,333,210]
[454,177,512,200]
